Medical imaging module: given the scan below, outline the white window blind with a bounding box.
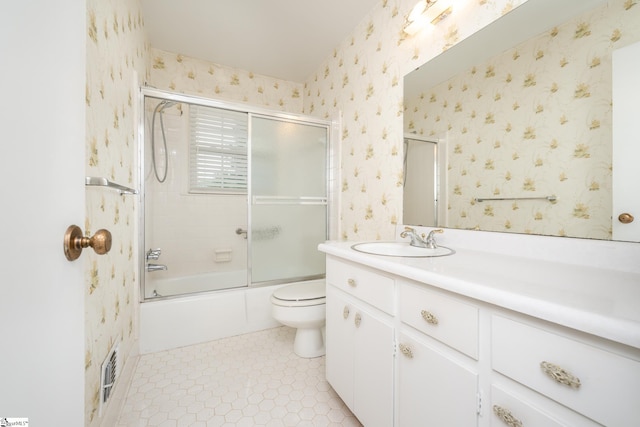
[189,105,248,193]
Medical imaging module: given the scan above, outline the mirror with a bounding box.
[403,0,640,241]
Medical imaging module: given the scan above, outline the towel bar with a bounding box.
[474,195,556,203]
[86,176,138,195]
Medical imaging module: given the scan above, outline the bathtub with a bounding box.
[139,277,325,354]
[147,270,246,298]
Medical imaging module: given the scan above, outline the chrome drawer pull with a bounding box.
[399,343,413,359]
[347,278,357,287]
[493,405,523,427]
[343,306,350,319]
[540,361,581,389]
[421,309,439,325]
[354,313,362,327]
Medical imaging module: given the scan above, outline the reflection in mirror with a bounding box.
[403,0,640,241]
[403,136,437,227]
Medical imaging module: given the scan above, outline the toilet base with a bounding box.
[293,327,325,358]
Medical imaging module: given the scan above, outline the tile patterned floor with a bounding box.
[116,326,362,427]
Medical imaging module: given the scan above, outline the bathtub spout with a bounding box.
[146,263,168,272]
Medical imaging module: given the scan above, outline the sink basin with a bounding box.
[351,242,454,257]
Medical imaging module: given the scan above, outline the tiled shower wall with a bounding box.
[143,104,248,281]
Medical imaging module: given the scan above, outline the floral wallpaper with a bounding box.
[79,0,639,422]
[405,0,640,240]
[85,0,148,424]
[303,0,529,241]
[149,48,304,113]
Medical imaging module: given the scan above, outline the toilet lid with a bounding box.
[272,281,325,302]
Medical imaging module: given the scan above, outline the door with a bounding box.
[612,40,640,242]
[0,1,85,424]
[325,286,394,427]
[403,138,438,226]
[249,116,328,284]
[325,286,356,411]
[352,303,394,427]
[398,332,479,426]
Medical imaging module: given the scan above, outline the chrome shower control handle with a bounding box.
[146,248,162,261]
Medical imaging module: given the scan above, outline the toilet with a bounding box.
[271,280,326,358]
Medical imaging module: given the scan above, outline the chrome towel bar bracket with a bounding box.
[86,176,138,195]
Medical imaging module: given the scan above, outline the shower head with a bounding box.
[159,100,178,111]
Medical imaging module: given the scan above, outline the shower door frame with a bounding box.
[138,87,335,301]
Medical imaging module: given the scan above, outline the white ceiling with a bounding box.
[140,0,380,83]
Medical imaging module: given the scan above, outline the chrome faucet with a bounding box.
[146,248,161,261]
[146,263,168,272]
[400,227,443,249]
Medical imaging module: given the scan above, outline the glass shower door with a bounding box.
[250,116,328,284]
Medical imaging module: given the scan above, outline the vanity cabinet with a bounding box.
[491,315,640,427]
[325,258,394,427]
[323,253,640,427]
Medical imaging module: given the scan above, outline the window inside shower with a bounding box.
[141,90,329,300]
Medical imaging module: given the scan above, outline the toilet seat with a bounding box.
[271,281,326,307]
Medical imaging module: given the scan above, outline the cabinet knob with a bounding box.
[354,313,362,328]
[618,213,634,224]
[347,278,357,287]
[421,309,439,325]
[399,343,413,359]
[540,361,581,389]
[343,306,350,319]
[493,405,523,427]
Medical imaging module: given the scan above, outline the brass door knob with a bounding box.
[64,225,112,261]
[618,213,634,224]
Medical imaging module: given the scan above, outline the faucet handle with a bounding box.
[425,229,444,249]
[146,248,162,260]
[401,226,416,235]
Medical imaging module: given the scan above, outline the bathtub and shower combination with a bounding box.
[138,88,334,353]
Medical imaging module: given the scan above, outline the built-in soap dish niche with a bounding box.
[215,248,232,262]
[99,338,120,416]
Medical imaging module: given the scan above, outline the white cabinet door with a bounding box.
[398,332,479,427]
[326,285,394,427]
[353,302,394,427]
[326,285,356,410]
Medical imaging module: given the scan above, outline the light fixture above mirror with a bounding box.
[404,0,454,35]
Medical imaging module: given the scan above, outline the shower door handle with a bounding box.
[236,228,248,239]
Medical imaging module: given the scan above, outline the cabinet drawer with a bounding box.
[492,315,640,426]
[326,257,394,314]
[490,385,567,427]
[399,281,478,359]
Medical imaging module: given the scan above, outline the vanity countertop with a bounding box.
[319,240,640,350]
